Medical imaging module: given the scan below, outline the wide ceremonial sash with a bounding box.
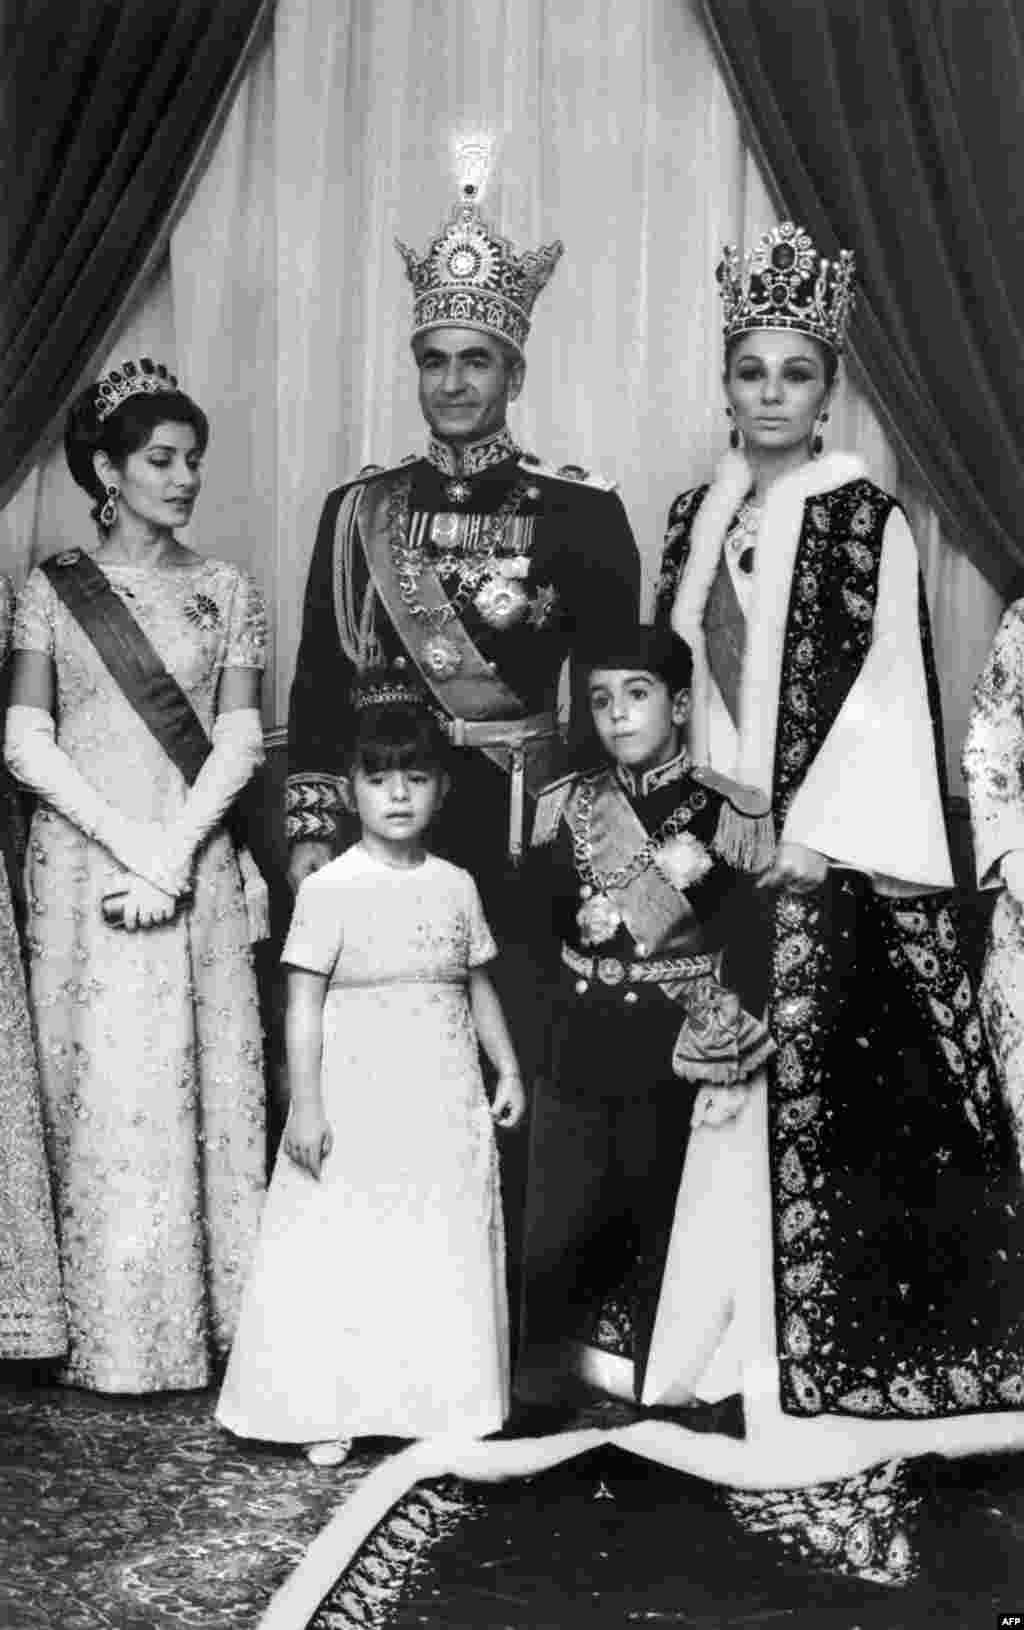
[573,773,698,955]
[344,474,562,856]
[41,549,214,786]
[355,474,529,721]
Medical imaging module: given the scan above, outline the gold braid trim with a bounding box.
[711,800,775,873]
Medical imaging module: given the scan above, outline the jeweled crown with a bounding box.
[717,222,855,355]
[95,358,179,422]
[396,184,563,357]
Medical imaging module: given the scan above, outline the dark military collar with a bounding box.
[615,747,692,799]
[426,426,520,478]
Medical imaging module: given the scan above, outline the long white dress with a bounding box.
[13,558,267,1392]
[217,845,509,1443]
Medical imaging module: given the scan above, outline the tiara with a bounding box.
[717,222,856,354]
[396,168,563,358]
[351,664,428,712]
[95,358,179,423]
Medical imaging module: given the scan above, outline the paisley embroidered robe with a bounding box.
[655,452,1024,1421]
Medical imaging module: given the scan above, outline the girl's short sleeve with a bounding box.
[282,875,344,975]
[12,569,55,657]
[463,873,498,967]
[221,567,268,670]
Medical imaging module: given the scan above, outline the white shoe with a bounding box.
[305,1437,353,1467]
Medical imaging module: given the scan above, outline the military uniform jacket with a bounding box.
[286,437,640,877]
[530,750,775,1089]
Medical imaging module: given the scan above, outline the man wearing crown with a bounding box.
[285,176,639,1278]
[286,179,638,987]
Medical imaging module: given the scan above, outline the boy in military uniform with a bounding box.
[515,624,775,1420]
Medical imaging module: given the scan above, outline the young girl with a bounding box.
[216,668,525,1464]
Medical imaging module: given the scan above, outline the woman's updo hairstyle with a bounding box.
[64,362,209,532]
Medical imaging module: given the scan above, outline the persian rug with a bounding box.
[0,1380,390,1630]
[3,1381,1022,1630]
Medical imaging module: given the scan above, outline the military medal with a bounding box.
[474,573,530,629]
[421,630,463,679]
[576,891,623,946]
[444,479,472,506]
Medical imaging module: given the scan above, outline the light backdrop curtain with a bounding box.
[0,0,1002,789]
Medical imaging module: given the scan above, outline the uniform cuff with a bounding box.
[285,773,343,844]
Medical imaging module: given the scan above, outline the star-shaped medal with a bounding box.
[444,479,472,506]
[528,583,559,629]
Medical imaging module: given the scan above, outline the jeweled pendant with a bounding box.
[474,573,530,629]
[421,630,462,679]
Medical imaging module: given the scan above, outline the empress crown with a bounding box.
[717,222,855,354]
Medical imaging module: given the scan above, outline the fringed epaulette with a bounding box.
[530,771,580,847]
[518,454,617,492]
[691,765,775,873]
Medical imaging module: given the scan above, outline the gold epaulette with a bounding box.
[691,766,775,873]
[517,454,618,493]
[530,770,579,847]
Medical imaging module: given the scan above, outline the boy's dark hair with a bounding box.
[581,623,694,695]
[345,702,450,777]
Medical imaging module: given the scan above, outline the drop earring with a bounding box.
[726,406,742,452]
[811,408,829,458]
[99,484,119,527]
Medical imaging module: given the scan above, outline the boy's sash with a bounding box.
[41,550,217,785]
[571,772,698,955]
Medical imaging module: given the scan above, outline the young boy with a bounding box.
[514,623,775,1422]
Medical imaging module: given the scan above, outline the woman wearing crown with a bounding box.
[3,361,268,1392]
[581,221,1024,1578]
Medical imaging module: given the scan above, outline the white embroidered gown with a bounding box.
[217,846,509,1443]
[13,559,267,1392]
[0,574,67,1359]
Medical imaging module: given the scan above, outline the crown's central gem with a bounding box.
[448,247,480,278]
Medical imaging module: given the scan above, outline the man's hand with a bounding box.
[1002,850,1024,905]
[691,1084,749,1129]
[756,840,829,894]
[288,840,333,894]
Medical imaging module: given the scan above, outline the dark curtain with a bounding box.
[0,0,271,508]
[703,0,1024,595]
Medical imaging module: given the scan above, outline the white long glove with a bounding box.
[156,707,269,941]
[5,704,176,891]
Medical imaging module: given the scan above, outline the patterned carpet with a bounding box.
[2,1378,1023,1630]
[0,1377,391,1630]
